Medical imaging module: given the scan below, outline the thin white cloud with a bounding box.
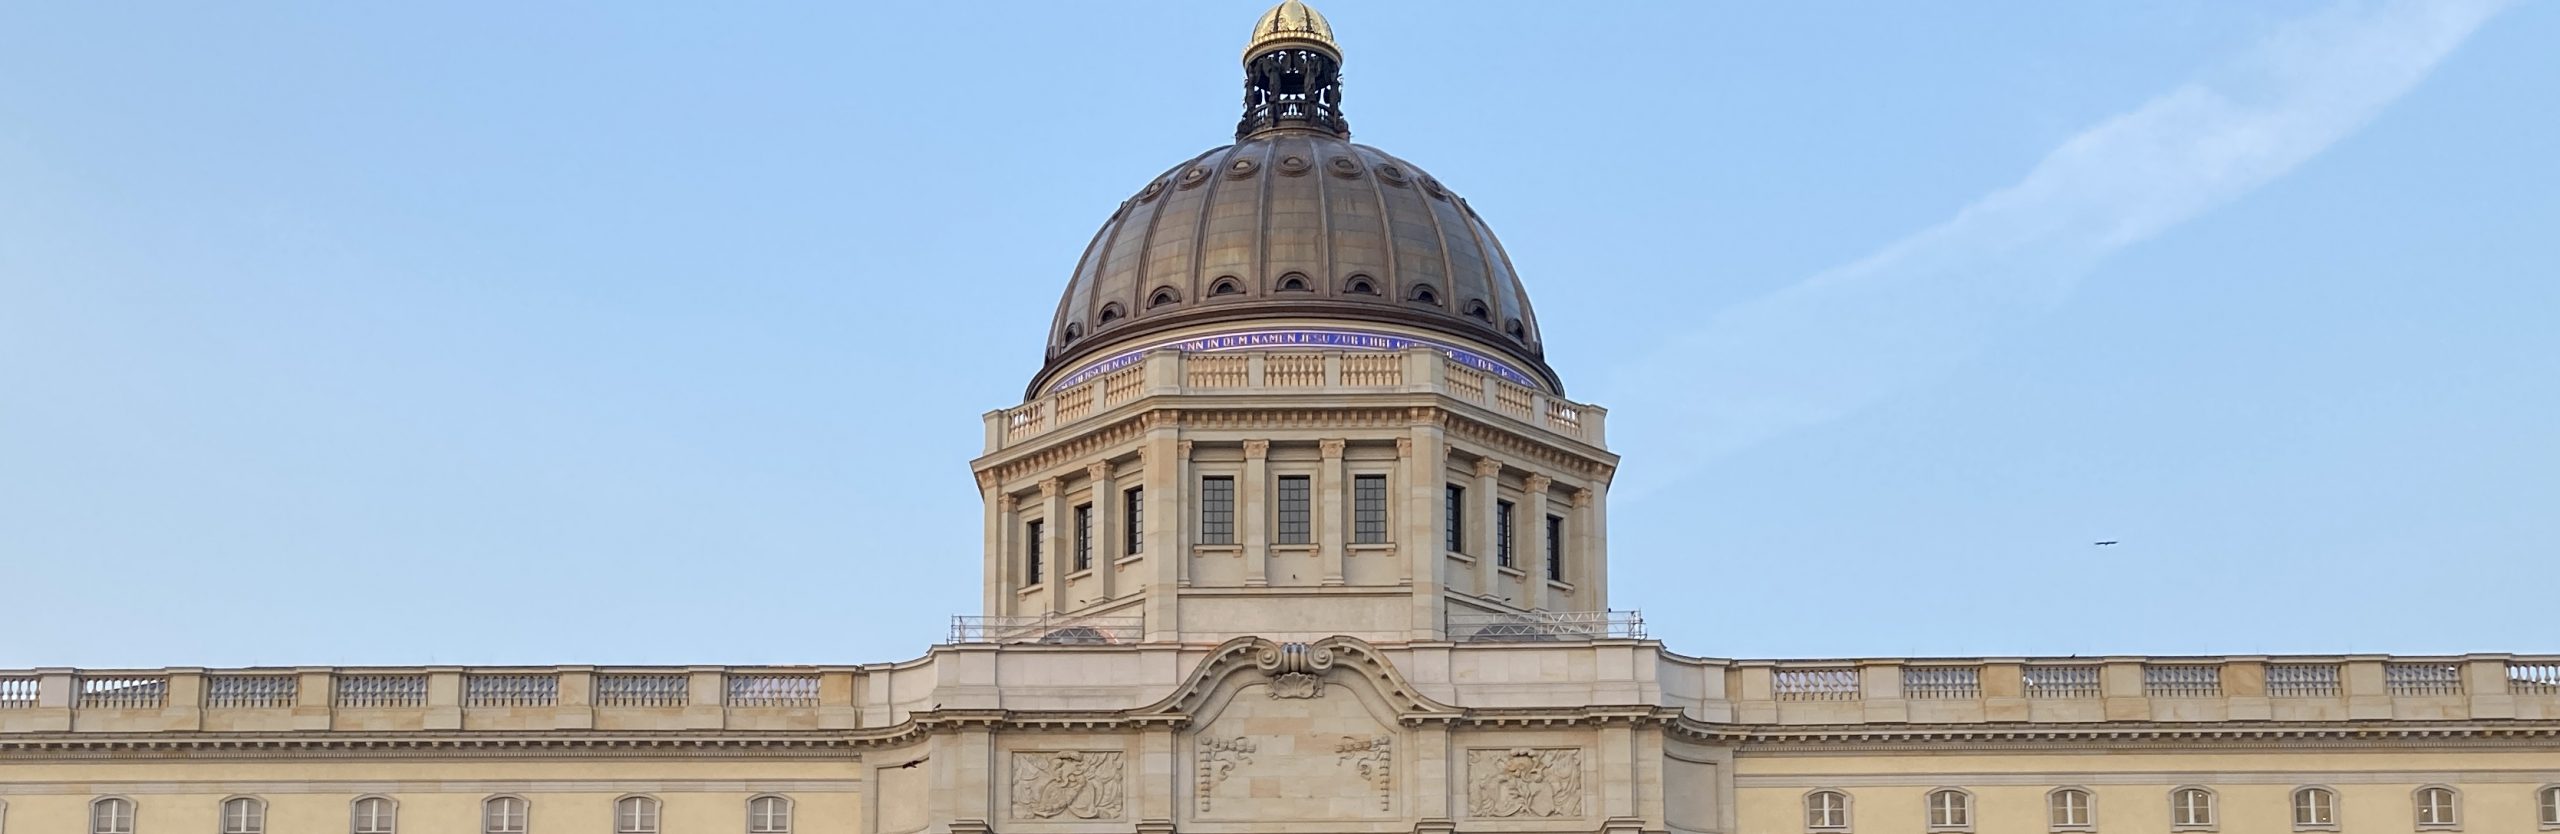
[1603,0,2508,496]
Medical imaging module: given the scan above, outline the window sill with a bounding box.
[2052,826,2096,834]
[1545,578,1575,592]
[1114,554,1144,567]
[2171,826,2218,833]
[2291,825,2339,833]
[1927,826,1974,834]
[2416,825,2461,832]
[1495,565,1526,579]
[1016,583,1044,596]
[1192,545,1242,556]
[1444,551,1476,564]
[1347,542,1394,552]
[1066,568,1095,581]
[1272,544,1317,554]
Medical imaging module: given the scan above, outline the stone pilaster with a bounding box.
[1473,457,1505,599]
[1521,473,1552,611]
[1318,438,1347,586]
[1088,461,1116,601]
[1242,439,1270,587]
[1040,477,1066,612]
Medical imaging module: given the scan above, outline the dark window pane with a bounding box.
[1124,487,1144,554]
[1200,477,1235,544]
[1545,514,1565,581]
[1353,475,1388,543]
[1495,500,1516,568]
[1073,504,1093,571]
[1025,519,1045,583]
[1276,475,1312,544]
[1444,484,1465,553]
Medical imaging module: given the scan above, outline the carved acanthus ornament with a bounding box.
[1087,461,1113,482]
[1242,439,1270,460]
[1335,735,1393,810]
[1473,457,1505,478]
[1010,750,1124,820]
[1394,436,1413,458]
[1467,748,1585,818]
[1039,477,1064,497]
[1572,487,1594,507]
[1319,438,1346,458]
[1523,473,1553,493]
[1194,736,1257,813]
[1255,641,1335,699]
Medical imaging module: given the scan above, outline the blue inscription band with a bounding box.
[1049,327,1541,393]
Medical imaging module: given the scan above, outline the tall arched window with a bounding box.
[2291,786,2338,830]
[482,795,528,834]
[91,797,137,834]
[350,796,397,834]
[2414,785,2460,829]
[1804,789,1850,831]
[2540,785,2560,828]
[2170,787,2216,830]
[2047,787,2094,831]
[222,797,268,834]
[615,796,662,834]
[1926,788,1973,831]
[747,795,793,834]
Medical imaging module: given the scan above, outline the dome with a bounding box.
[1029,2,1557,397]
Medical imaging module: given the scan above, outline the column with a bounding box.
[1040,476,1066,613]
[1397,431,1444,640]
[1521,473,1551,612]
[1318,438,1347,586]
[1242,439,1270,587]
[1087,461,1116,600]
[1472,457,1504,599]
[979,471,1008,618]
[1575,486,1607,612]
[1145,437,1184,642]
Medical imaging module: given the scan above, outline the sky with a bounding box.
[1,1,2552,668]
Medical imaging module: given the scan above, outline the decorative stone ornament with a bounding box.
[1468,748,1586,818]
[1257,641,1334,699]
[1194,736,1258,813]
[1010,751,1124,820]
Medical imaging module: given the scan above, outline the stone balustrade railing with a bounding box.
[1723,655,2560,725]
[0,666,869,734]
[986,348,1607,452]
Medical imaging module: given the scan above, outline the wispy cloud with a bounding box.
[1603,0,2508,496]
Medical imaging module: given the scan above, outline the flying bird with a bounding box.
[2094,541,2120,546]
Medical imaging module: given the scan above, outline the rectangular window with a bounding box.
[1544,514,1565,581]
[1199,476,1235,544]
[1353,475,1388,543]
[1495,500,1516,568]
[1124,487,1143,554]
[1024,519,1045,584]
[1276,475,1312,544]
[1072,503,1093,571]
[1443,484,1465,553]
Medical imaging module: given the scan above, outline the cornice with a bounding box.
[1678,718,2560,753]
[981,399,1616,486]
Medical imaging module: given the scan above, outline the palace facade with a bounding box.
[7,4,2558,834]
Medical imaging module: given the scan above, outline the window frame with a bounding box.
[1198,476,1236,544]
[1023,518,1046,586]
[349,795,398,834]
[1071,502,1093,572]
[91,796,137,834]
[1123,486,1143,555]
[480,795,529,834]
[1274,474,1313,544]
[1494,499,1516,568]
[2413,784,2460,831]
[2046,786,2095,833]
[2539,784,2560,830]
[746,794,794,834]
[614,794,662,834]
[1543,513,1565,582]
[2169,786,2217,832]
[221,796,268,834]
[2291,785,2339,832]
[1925,787,1974,833]
[1443,484,1465,554]
[1803,789,1852,832]
[1352,473,1389,544]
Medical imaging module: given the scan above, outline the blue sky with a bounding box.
[1,1,2551,667]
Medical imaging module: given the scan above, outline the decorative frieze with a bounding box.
[1010,750,1124,820]
[1335,734,1393,810]
[1468,747,1585,818]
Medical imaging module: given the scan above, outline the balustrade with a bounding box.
[2267,664,2342,698]
[337,674,430,708]
[2512,662,2560,695]
[205,675,297,709]
[465,674,561,708]
[2023,665,2101,699]
[725,674,820,708]
[0,676,33,709]
[77,676,166,709]
[2145,665,2223,699]
[1904,666,1982,700]
[595,674,689,708]
[1774,668,1861,702]
[2386,662,2464,697]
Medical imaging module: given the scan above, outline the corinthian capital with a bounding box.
[1473,457,1505,478]
[1087,461,1114,482]
[1523,473,1553,492]
[1243,439,1270,460]
[1319,439,1346,458]
[1039,477,1064,497]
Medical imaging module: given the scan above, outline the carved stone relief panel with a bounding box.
[1010,750,1125,821]
[1466,747,1586,818]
